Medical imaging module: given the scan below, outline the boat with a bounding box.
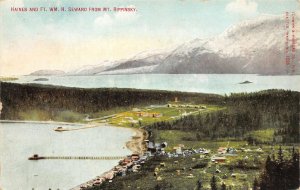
[28,154,45,160]
[54,126,67,132]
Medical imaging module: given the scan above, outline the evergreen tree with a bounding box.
[221,182,226,190]
[278,145,284,163]
[265,155,272,172]
[259,147,299,190]
[197,179,202,190]
[253,177,259,190]
[210,175,218,190]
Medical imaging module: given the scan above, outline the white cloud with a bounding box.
[94,5,139,27]
[115,11,139,23]
[94,14,114,27]
[225,0,257,16]
[0,0,24,7]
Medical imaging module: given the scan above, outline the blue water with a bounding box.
[12,74,300,94]
[0,123,133,190]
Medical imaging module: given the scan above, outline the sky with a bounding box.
[0,0,299,75]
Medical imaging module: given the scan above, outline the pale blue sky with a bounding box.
[0,0,299,75]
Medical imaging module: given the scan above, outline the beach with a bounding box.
[126,128,148,155]
[70,127,147,189]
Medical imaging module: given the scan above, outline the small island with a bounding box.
[239,80,253,84]
[33,78,49,81]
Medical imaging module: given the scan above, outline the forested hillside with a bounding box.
[147,90,299,143]
[0,82,222,120]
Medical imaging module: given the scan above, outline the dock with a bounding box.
[44,156,124,160]
[28,155,124,160]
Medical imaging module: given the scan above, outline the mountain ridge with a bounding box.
[29,15,299,75]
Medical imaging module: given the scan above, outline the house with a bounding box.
[132,108,141,112]
[104,171,115,180]
[147,142,155,152]
[119,158,131,166]
[226,147,237,155]
[136,112,162,118]
[173,146,183,155]
[147,141,166,153]
[132,164,141,172]
[211,155,227,163]
[152,113,162,118]
[161,142,168,148]
[131,154,140,161]
[143,151,152,157]
[218,147,227,154]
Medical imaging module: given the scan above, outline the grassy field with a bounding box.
[14,103,224,127]
[246,128,275,144]
[103,104,224,128]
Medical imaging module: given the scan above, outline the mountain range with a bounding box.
[30,15,299,76]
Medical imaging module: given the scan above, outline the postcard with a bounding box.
[0,0,299,189]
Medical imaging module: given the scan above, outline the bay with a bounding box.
[0,123,133,190]
[12,74,300,94]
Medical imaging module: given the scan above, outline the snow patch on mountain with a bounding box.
[99,65,158,75]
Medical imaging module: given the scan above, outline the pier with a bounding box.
[28,155,124,160]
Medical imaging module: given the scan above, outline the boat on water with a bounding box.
[54,126,68,132]
[28,154,45,160]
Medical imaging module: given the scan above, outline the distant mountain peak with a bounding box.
[154,14,298,75]
[29,69,65,76]
[30,15,298,75]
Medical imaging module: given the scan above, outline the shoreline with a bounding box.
[126,128,148,155]
[0,119,85,126]
[70,128,148,189]
[0,119,148,189]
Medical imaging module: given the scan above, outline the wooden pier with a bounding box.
[28,155,124,160]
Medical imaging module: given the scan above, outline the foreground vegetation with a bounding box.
[89,90,299,190]
[93,145,298,190]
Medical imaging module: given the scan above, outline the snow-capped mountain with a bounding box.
[29,69,65,76]
[99,49,168,74]
[154,15,299,74]
[64,49,168,75]
[67,60,122,75]
[28,15,299,75]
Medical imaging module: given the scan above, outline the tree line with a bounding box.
[0,82,222,120]
[146,90,299,143]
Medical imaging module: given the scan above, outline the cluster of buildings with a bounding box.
[78,153,147,189]
[132,108,163,118]
[167,104,207,109]
[211,147,264,163]
[210,147,238,163]
[135,112,162,118]
[145,140,211,159]
[77,142,260,189]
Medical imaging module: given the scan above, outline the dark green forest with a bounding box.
[147,90,299,143]
[0,82,222,120]
[1,83,298,143]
